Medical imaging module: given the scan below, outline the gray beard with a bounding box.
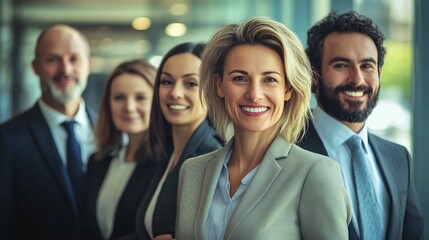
[44,80,86,105]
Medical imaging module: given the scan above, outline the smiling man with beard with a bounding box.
[0,25,96,240]
[298,11,425,240]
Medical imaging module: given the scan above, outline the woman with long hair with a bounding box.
[84,59,157,240]
[129,42,223,240]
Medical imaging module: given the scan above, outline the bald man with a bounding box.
[0,25,96,240]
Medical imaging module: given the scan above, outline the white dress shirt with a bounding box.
[38,99,96,169]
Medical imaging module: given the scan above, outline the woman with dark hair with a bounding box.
[84,59,157,240]
[122,42,223,240]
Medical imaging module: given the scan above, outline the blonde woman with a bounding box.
[175,17,352,240]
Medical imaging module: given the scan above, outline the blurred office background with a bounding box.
[1,0,428,234]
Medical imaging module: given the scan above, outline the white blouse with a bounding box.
[96,146,136,239]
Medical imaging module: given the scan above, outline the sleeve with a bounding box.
[299,158,352,240]
[0,127,16,240]
[402,148,426,240]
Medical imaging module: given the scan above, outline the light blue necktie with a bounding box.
[61,120,84,206]
[346,135,382,240]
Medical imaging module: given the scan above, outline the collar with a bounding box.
[313,106,370,150]
[38,98,87,127]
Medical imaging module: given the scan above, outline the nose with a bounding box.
[245,82,262,102]
[125,98,136,112]
[59,59,73,75]
[349,65,365,86]
[170,83,183,99]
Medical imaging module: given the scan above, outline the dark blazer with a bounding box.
[0,103,96,240]
[120,119,223,240]
[83,151,157,240]
[298,121,425,240]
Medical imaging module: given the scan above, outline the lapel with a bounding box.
[224,137,287,239]
[194,139,232,239]
[27,104,78,216]
[85,106,97,127]
[368,134,398,239]
[179,119,211,163]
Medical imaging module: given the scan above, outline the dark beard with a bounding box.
[317,81,379,122]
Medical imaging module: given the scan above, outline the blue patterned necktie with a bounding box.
[346,135,382,240]
[61,120,84,205]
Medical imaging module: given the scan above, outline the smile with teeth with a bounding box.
[169,104,188,110]
[344,91,364,97]
[241,106,268,113]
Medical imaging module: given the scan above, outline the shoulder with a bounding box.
[0,105,40,131]
[197,135,223,154]
[84,105,98,125]
[182,149,220,174]
[369,133,409,152]
[368,133,411,170]
[192,120,224,155]
[278,140,338,170]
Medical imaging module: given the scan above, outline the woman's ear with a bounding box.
[217,74,224,98]
[284,85,292,101]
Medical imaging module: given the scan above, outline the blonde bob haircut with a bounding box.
[201,16,312,143]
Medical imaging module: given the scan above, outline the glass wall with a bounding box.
[2,0,414,152]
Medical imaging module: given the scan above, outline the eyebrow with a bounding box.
[329,57,377,65]
[161,72,199,78]
[227,69,282,76]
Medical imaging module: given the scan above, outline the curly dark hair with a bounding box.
[306,11,386,92]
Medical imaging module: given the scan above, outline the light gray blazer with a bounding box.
[176,136,352,240]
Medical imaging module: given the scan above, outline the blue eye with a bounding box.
[264,77,278,83]
[232,76,247,83]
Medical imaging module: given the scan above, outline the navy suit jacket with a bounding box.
[298,121,425,240]
[120,119,223,240]
[83,151,157,240]
[0,103,96,240]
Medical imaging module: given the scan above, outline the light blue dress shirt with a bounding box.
[204,149,260,240]
[313,106,390,238]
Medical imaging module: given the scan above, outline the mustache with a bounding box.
[334,84,373,95]
[53,74,78,81]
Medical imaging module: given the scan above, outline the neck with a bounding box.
[342,120,365,133]
[42,95,81,118]
[170,120,202,168]
[317,103,365,133]
[125,133,144,163]
[230,128,275,173]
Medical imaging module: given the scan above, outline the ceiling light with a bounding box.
[132,17,152,30]
[165,23,187,37]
